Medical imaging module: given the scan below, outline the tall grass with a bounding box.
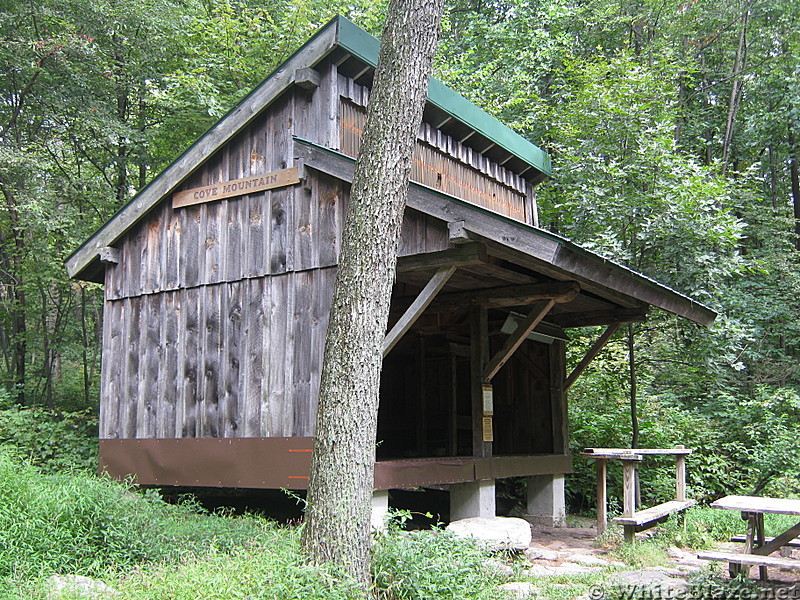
[0,448,263,583]
[1,450,507,600]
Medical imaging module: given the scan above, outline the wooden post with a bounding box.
[755,514,768,581]
[470,306,490,458]
[675,445,686,502]
[596,458,608,534]
[622,453,637,543]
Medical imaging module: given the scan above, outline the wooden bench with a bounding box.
[731,534,800,548]
[698,550,800,571]
[582,446,694,542]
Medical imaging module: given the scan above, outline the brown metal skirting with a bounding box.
[99,438,572,490]
[99,437,315,489]
[474,454,572,480]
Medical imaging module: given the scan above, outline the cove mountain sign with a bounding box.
[172,166,300,209]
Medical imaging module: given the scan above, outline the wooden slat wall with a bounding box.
[338,85,530,223]
[100,269,335,440]
[100,80,450,442]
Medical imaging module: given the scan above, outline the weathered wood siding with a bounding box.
[339,77,533,224]
[100,73,452,441]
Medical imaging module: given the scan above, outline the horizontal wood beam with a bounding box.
[396,243,486,273]
[551,307,648,329]
[564,323,621,391]
[483,299,555,381]
[383,266,456,357]
[426,281,579,312]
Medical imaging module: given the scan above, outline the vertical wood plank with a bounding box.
[317,174,341,267]
[138,293,161,438]
[182,205,201,288]
[164,202,181,291]
[265,274,290,436]
[122,297,141,438]
[308,266,335,435]
[291,271,312,436]
[159,291,178,438]
[223,282,242,437]
[241,277,266,436]
[179,287,200,437]
[100,299,122,439]
[201,283,221,437]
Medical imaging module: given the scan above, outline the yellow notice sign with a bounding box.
[482,416,494,442]
[172,166,300,208]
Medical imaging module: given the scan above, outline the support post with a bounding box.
[525,474,566,527]
[622,454,638,543]
[450,480,496,520]
[371,490,390,531]
[675,445,686,502]
[596,459,608,534]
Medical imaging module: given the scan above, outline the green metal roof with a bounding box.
[334,17,552,178]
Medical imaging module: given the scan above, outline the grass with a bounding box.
[4,447,795,600]
[0,448,511,600]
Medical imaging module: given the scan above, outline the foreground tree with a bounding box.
[300,0,445,585]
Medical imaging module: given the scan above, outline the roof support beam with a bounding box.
[564,323,621,391]
[552,307,648,328]
[383,266,456,357]
[396,243,485,273]
[483,299,555,381]
[426,281,579,312]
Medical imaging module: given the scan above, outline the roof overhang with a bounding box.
[294,138,716,327]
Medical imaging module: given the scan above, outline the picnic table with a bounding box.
[697,495,800,580]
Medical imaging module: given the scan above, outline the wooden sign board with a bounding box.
[172,166,300,209]
[482,383,494,415]
[482,416,494,442]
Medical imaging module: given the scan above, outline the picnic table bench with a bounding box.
[697,495,800,580]
[582,446,695,543]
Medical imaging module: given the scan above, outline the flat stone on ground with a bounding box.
[525,547,561,562]
[499,582,539,599]
[609,570,689,594]
[47,575,117,599]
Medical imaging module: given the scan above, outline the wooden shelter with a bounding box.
[67,17,715,523]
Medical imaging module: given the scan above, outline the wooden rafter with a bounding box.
[398,281,579,313]
[564,323,621,391]
[383,266,456,357]
[483,299,555,381]
[396,243,485,272]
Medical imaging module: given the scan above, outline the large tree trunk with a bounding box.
[300,0,445,586]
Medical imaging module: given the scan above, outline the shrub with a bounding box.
[0,404,98,473]
[371,519,506,600]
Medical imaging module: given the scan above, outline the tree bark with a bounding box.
[722,3,749,172]
[788,127,800,251]
[300,0,445,586]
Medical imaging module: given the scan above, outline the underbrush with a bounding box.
[0,449,266,592]
[0,449,507,600]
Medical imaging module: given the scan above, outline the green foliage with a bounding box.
[0,402,97,473]
[372,520,505,600]
[0,449,265,586]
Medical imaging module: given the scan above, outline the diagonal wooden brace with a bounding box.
[482,299,555,381]
[383,266,456,357]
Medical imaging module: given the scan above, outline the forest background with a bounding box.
[1,0,799,512]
